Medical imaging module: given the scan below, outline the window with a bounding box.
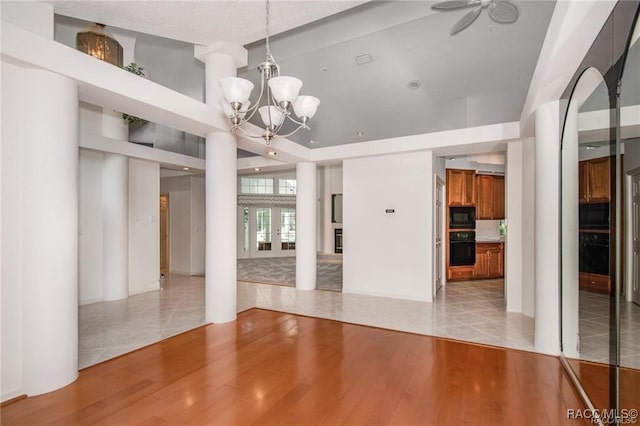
[241,177,274,194]
[278,179,297,195]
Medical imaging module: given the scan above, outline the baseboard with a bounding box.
[129,280,160,296]
[79,297,104,306]
[1,390,26,406]
[342,288,430,303]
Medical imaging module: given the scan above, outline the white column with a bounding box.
[534,100,561,355]
[196,42,247,323]
[22,69,79,394]
[296,162,317,290]
[102,154,129,300]
[561,100,580,357]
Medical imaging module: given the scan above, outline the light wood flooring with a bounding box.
[2,309,586,425]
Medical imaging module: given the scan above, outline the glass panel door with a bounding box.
[256,208,272,253]
[238,206,296,258]
[280,208,296,251]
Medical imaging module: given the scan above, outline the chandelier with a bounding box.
[76,23,123,67]
[218,0,320,145]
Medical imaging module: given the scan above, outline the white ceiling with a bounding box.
[50,0,366,46]
[51,0,557,152]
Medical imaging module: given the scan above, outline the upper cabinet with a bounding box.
[447,169,476,206]
[579,157,611,203]
[476,175,505,219]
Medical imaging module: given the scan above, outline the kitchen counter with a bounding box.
[476,237,505,243]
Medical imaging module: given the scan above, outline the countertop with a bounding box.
[475,237,505,243]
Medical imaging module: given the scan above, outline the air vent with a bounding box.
[355,54,372,65]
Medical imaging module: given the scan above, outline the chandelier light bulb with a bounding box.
[258,106,285,128]
[268,76,303,107]
[219,77,254,106]
[293,96,320,120]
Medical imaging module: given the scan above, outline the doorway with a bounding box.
[435,179,444,297]
[160,194,169,274]
[238,206,296,258]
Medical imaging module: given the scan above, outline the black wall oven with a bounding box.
[579,202,610,230]
[449,207,476,229]
[579,232,610,276]
[449,231,476,266]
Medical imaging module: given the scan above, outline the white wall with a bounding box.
[506,141,523,313]
[522,138,536,317]
[343,151,432,301]
[129,159,160,294]
[79,150,104,304]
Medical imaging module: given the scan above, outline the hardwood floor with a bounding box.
[2,309,586,425]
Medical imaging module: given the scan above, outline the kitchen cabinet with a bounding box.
[447,169,476,206]
[475,243,504,279]
[579,157,611,203]
[447,266,475,281]
[476,175,505,219]
[579,272,610,293]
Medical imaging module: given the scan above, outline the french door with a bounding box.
[238,206,296,258]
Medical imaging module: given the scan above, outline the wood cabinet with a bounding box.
[579,157,611,203]
[447,169,476,206]
[475,243,504,279]
[447,266,475,281]
[579,272,610,293]
[476,175,505,219]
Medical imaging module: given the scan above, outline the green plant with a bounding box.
[122,63,148,125]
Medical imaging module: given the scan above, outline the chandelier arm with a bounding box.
[234,123,269,140]
[284,114,309,128]
[241,73,266,123]
[277,124,308,139]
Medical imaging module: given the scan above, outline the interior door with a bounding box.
[159,194,169,274]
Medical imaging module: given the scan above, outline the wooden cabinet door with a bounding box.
[492,176,505,219]
[476,175,494,219]
[447,170,465,206]
[588,157,610,202]
[487,246,503,278]
[474,244,489,278]
[462,170,476,206]
[578,161,589,203]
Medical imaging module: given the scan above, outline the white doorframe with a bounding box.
[434,177,445,298]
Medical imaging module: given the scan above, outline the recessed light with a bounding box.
[585,145,598,150]
[268,151,277,156]
[309,139,315,144]
[356,131,364,137]
[407,80,421,90]
[183,167,190,171]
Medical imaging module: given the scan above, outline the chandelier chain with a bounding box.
[265,0,273,62]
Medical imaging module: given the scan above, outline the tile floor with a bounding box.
[79,275,536,369]
[578,289,640,368]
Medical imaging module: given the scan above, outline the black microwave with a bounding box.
[449,207,476,229]
[579,202,610,230]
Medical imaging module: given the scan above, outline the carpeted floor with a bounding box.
[237,256,343,291]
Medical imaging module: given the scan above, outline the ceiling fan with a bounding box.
[431,0,519,35]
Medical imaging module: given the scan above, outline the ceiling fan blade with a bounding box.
[450,6,482,35]
[432,0,481,10]
[488,1,519,23]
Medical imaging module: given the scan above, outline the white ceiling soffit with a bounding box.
[50,0,368,46]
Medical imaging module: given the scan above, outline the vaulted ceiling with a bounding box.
[51,1,557,150]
